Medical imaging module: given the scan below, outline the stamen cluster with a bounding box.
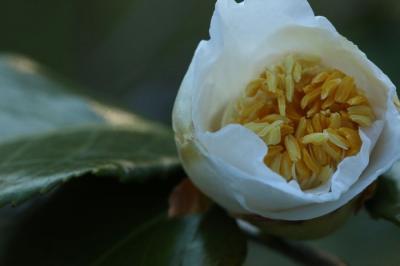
[223,55,375,190]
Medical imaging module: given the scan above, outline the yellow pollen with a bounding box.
[222,54,376,190]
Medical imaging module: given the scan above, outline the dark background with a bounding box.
[2,0,399,124]
[1,1,400,265]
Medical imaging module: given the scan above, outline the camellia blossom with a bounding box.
[172,0,400,221]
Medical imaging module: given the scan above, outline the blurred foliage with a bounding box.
[0,178,246,266]
[2,0,399,123]
[0,55,180,207]
[367,173,400,227]
[1,0,214,123]
[245,211,400,266]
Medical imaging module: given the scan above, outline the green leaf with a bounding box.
[366,170,400,226]
[0,55,104,141]
[0,178,247,266]
[0,54,180,207]
[0,126,180,207]
[94,209,246,266]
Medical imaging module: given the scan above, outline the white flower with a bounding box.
[172,0,400,221]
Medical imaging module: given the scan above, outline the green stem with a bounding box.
[245,232,347,266]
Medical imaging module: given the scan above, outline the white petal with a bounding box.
[173,0,400,220]
[176,138,246,214]
[210,0,318,49]
[192,0,332,132]
[196,120,383,220]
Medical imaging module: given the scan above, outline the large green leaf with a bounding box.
[0,126,180,207]
[93,208,246,266]
[366,165,400,226]
[0,55,104,141]
[0,54,180,207]
[0,178,247,266]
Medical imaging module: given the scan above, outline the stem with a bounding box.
[245,232,347,266]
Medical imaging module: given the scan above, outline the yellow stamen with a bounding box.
[223,54,375,190]
[277,90,286,116]
[306,118,314,134]
[302,148,320,174]
[349,115,373,127]
[285,135,301,162]
[295,161,312,189]
[321,78,341,100]
[322,142,342,161]
[265,70,278,93]
[335,76,354,103]
[270,153,283,174]
[324,128,349,150]
[262,114,290,123]
[311,114,323,132]
[245,79,263,97]
[338,127,361,156]
[285,75,295,102]
[293,63,302,83]
[329,112,341,128]
[312,71,329,84]
[302,133,328,145]
[266,145,284,160]
[295,117,307,138]
[306,101,321,118]
[320,165,333,184]
[321,92,336,110]
[280,152,293,181]
[301,87,322,109]
[347,95,368,106]
[311,145,330,165]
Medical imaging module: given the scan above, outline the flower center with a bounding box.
[222,54,375,190]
